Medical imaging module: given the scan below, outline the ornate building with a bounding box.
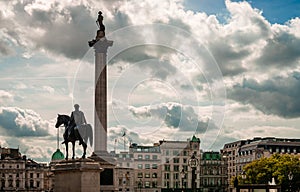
[0,147,46,191]
[200,151,228,192]
[222,137,300,189]
[160,136,201,190]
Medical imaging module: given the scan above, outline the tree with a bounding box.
[243,154,300,191]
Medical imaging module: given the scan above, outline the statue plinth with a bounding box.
[52,159,102,192]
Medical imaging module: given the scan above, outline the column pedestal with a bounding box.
[52,159,102,192]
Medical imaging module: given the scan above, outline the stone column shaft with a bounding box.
[93,38,113,155]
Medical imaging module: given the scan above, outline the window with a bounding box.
[173,173,179,179]
[153,155,158,160]
[164,181,170,188]
[183,151,188,156]
[16,180,20,188]
[164,165,170,171]
[173,165,179,171]
[30,173,33,178]
[165,158,169,163]
[145,181,150,188]
[138,173,143,178]
[8,176,13,187]
[17,165,19,169]
[138,164,143,169]
[145,164,150,169]
[16,173,19,178]
[173,158,179,163]
[183,158,187,164]
[145,173,150,178]
[164,173,170,179]
[145,155,150,160]
[183,165,188,171]
[152,164,158,169]
[138,155,143,159]
[37,181,40,188]
[166,150,169,156]
[30,180,34,188]
[173,150,179,156]
[37,173,40,178]
[152,181,157,188]
[152,173,157,178]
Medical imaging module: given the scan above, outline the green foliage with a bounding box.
[243,154,300,191]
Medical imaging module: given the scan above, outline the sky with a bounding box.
[0,0,300,163]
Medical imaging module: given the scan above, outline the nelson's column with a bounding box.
[89,11,113,157]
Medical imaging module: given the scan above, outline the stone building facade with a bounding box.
[159,136,201,190]
[222,137,300,189]
[0,147,46,191]
[129,143,162,192]
[200,151,228,192]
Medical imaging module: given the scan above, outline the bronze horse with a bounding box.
[55,114,93,160]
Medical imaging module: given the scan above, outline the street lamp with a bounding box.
[180,168,185,192]
[288,171,293,192]
[188,152,199,192]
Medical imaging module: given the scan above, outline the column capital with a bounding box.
[93,37,113,53]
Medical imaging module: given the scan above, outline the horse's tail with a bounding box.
[87,124,93,147]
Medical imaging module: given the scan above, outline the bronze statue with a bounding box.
[55,111,93,160]
[89,11,106,47]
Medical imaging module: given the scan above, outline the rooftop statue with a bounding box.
[89,11,106,47]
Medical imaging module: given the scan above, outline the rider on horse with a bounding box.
[62,104,86,145]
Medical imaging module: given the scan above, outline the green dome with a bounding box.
[51,149,65,161]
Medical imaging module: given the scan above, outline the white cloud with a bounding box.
[0,90,13,104]
[0,107,53,137]
[42,85,55,94]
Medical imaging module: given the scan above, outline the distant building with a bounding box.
[200,151,228,192]
[129,143,162,192]
[115,152,135,192]
[0,147,46,191]
[159,136,200,190]
[222,137,300,188]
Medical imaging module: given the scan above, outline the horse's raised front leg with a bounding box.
[65,143,68,160]
[72,141,75,159]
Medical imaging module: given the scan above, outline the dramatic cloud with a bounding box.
[0,107,52,137]
[228,72,300,118]
[255,28,300,69]
[129,102,214,133]
[1,0,300,159]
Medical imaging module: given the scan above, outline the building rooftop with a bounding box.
[202,152,221,160]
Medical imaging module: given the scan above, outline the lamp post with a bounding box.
[288,171,293,192]
[180,169,186,192]
[188,152,199,192]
